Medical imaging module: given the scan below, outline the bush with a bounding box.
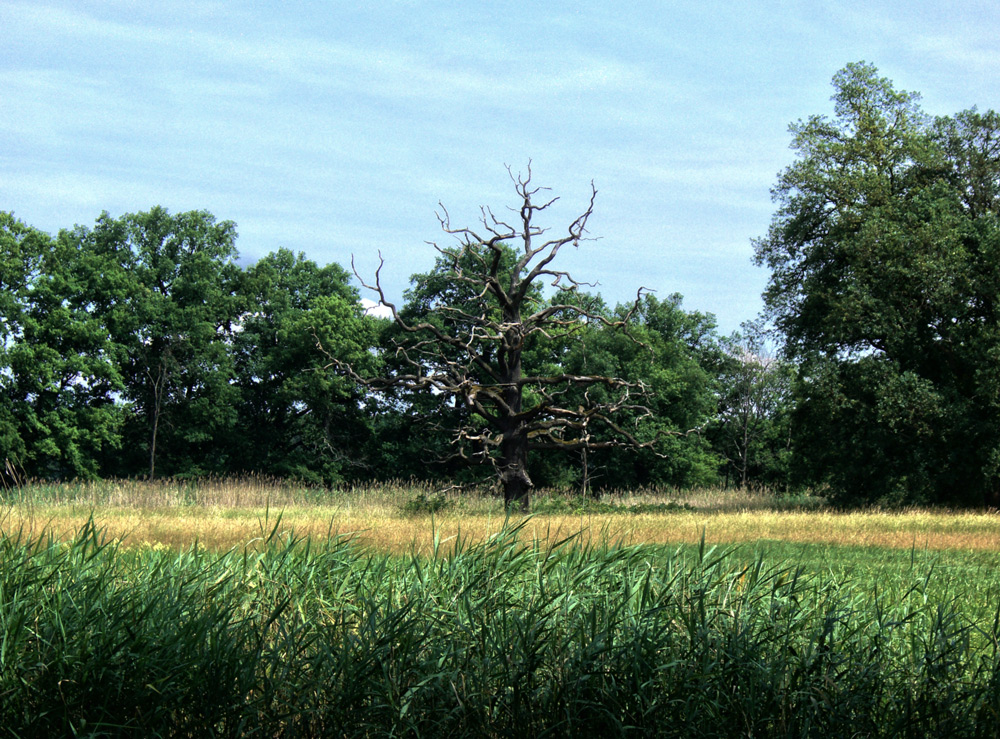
[400,490,453,515]
[530,494,692,515]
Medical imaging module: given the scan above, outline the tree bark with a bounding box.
[500,428,531,511]
[498,301,532,510]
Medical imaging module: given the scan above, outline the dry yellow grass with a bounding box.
[3,504,1000,555]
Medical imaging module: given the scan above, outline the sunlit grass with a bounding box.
[2,479,999,554]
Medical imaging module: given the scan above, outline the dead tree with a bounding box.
[329,166,662,510]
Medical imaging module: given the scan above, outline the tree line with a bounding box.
[2,62,997,507]
[0,200,787,496]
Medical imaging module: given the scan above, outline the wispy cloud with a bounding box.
[4,0,998,332]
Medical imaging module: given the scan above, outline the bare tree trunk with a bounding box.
[149,410,159,478]
[498,306,532,511]
[500,429,532,511]
[147,360,168,479]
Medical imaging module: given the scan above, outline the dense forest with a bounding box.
[2,63,999,507]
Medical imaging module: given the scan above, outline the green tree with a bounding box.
[710,319,794,490]
[546,293,720,493]
[365,245,510,486]
[755,62,1000,506]
[0,212,42,474]
[88,207,242,478]
[0,214,126,479]
[232,249,378,484]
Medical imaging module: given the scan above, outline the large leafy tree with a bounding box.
[232,248,378,484]
[549,293,721,493]
[755,62,1000,506]
[0,214,126,479]
[0,212,45,475]
[88,207,243,478]
[336,168,666,509]
[365,244,520,486]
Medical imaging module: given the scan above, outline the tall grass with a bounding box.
[0,477,821,513]
[2,518,999,737]
[5,492,999,555]
[0,476,437,508]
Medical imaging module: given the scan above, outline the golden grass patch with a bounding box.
[3,505,999,554]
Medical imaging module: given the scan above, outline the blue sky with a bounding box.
[2,1,998,332]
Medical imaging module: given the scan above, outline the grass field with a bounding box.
[2,480,1000,736]
[4,477,1000,553]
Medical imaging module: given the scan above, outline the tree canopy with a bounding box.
[755,62,1000,506]
[8,200,719,495]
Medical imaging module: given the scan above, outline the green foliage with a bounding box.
[708,318,795,490]
[400,489,454,515]
[552,293,722,491]
[2,521,1000,736]
[756,62,1000,506]
[0,214,126,478]
[232,248,378,484]
[368,244,512,485]
[0,209,379,485]
[79,206,244,477]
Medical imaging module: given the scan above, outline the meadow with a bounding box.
[2,480,1000,737]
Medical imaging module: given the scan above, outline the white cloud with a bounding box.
[360,298,393,319]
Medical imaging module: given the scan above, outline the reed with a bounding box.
[1,517,999,736]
